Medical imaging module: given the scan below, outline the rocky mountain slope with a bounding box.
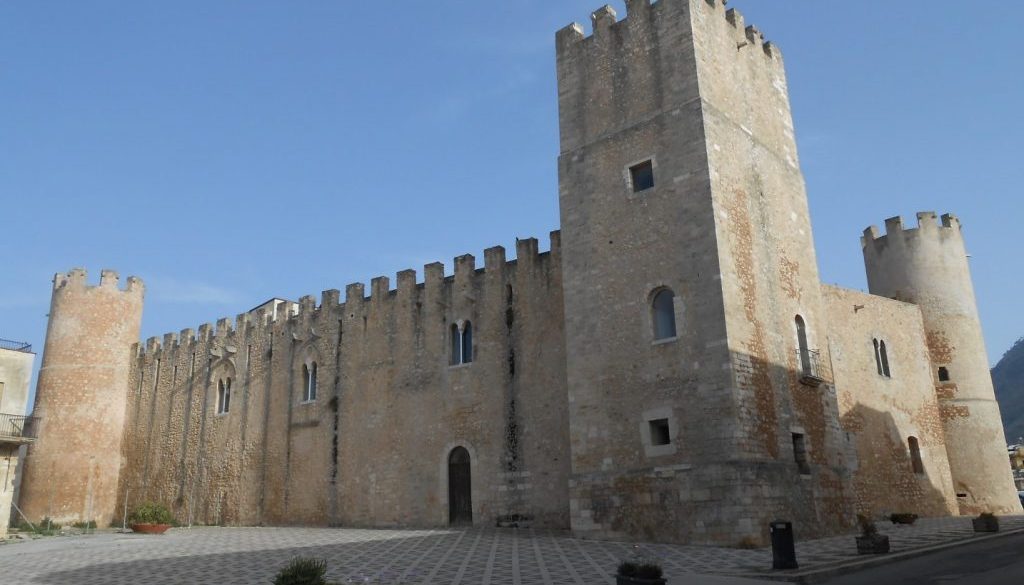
[994,337,1024,444]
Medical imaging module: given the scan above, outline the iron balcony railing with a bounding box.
[0,413,39,441]
[0,338,32,353]
[797,348,829,386]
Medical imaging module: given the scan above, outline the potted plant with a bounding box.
[615,560,666,585]
[889,512,918,525]
[129,502,174,534]
[273,557,328,585]
[973,512,999,533]
[855,515,890,554]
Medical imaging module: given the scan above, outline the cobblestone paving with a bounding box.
[1,516,1021,584]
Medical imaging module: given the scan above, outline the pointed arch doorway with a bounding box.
[448,446,473,525]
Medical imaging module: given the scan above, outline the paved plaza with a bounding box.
[1,516,1022,584]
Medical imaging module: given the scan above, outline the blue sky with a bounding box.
[2,2,1022,408]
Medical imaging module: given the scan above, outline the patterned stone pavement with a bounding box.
[1,516,1021,584]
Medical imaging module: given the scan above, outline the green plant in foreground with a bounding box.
[273,557,328,585]
[617,559,663,579]
[128,502,173,525]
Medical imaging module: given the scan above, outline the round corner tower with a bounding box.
[862,212,1020,514]
[20,268,144,525]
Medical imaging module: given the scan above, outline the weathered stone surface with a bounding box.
[15,1,1020,546]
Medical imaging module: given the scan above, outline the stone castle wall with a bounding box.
[823,285,958,518]
[863,213,1021,514]
[16,1,1019,545]
[118,235,571,529]
[19,270,143,525]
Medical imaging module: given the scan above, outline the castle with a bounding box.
[17,0,1021,546]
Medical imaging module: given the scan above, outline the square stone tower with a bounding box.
[557,0,853,545]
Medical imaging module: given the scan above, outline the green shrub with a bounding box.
[72,520,97,530]
[857,514,878,537]
[273,557,328,585]
[637,563,664,579]
[617,561,638,577]
[128,503,173,525]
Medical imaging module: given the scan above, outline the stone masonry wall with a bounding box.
[695,0,854,537]
[118,235,570,530]
[20,270,143,526]
[823,285,958,518]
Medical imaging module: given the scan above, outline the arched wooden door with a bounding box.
[448,447,473,525]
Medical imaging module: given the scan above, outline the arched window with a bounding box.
[217,378,231,414]
[795,315,811,375]
[908,436,924,475]
[879,340,891,378]
[302,362,318,402]
[462,322,473,364]
[451,321,473,365]
[651,289,677,340]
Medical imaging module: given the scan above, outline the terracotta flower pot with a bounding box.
[130,523,172,535]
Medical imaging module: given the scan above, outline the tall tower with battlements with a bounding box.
[863,213,1021,514]
[20,268,144,525]
[557,0,852,545]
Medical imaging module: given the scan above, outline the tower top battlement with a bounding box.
[556,1,780,60]
[53,267,144,295]
[861,212,962,249]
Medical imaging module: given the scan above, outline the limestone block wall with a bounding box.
[19,270,143,526]
[823,285,957,517]
[555,0,852,546]
[119,235,570,529]
[863,213,1021,514]
[694,0,852,536]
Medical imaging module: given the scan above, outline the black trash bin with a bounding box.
[770,520,798,570]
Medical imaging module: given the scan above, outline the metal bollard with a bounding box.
[770,520,798,570]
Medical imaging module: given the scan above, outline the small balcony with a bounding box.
[0,413,39,444]
[0,338,32,353]
[797,348,829,386]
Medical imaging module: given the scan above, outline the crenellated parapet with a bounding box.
[861,211,962,249]
[135,231,562,359]
[556,0,787,155]
[558,1,779,59]
[53,267,144,296]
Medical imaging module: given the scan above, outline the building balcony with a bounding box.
[0,413,39,444]
[797,348,829,386]
[0,338,32,353]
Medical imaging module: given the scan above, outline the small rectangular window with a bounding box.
[937,367,950,382]
[792,433,810,475]
[630,160,655,192]
[649,418,671,446]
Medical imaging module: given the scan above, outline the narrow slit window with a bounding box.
[450,323,462,365]
[629,160,655,192]
[792,433,810,475]
[873,339,883,376]
[652,289,677,340]
[795,315,811,375]
[649,419,671,446]
[908,436,924,475]
[462,322,473,364]
[879,340,891,378]
[217,378,231,414]
[303,362,318,402]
